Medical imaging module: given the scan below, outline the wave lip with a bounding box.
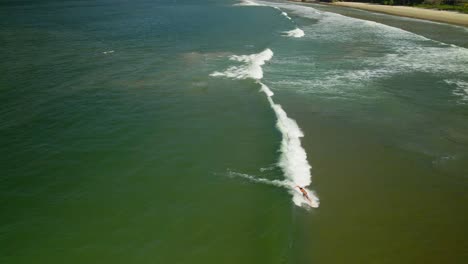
[284,28,305,38]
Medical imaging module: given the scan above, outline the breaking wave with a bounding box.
[284,28,305,38]
[210,49,273,80]
[281,11,292,20]
[235,0,306,38]
[235,0,264,6]
[210,49,319,208]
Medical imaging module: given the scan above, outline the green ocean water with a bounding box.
[1,0,467,263]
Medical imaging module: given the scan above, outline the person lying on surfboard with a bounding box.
[296,186,311,202]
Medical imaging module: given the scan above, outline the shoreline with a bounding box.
[329,2,468,27]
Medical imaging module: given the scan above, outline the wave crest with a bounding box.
[211,49,318,208]
[210,49,273,80]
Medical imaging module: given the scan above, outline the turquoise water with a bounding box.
[1,0,468,263]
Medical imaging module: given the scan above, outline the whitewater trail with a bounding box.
[228,170,290,189]
[210,49,319,209]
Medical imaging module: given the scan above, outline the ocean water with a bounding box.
[1,0,467,263]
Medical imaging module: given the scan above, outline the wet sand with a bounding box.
[332,2,468,26]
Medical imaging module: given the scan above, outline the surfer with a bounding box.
[296,186,311,202]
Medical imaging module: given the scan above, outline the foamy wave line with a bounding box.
[210,49,273,80]
[235,1,306,38]
[259,81,318,208]
[235,0,264,6]
[210,49,318,208]
[284,28,305,38]
[446,79,468,104]
[281,11,292,20]
[271,4,293,21]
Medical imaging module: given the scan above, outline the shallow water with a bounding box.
[1,0,467,263]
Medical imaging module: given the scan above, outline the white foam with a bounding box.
[235,0,263,6]
[211,49,319,208]
[284,28,305,38]
[255,0,465,47]
[210,49,273,80]
[266,39,468,98]
[281,11,292,20]
[228,170,290,188]
[260,82,274,97]
[228,171,319,208]
[259,165,276,172]
[235,0,296,24]
[261,85,312,188]
[445,79,468,103]
[103,50,114,54]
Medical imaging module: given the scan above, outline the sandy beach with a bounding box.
[331,2,468,26]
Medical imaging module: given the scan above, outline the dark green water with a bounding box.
[1,0,467,263]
